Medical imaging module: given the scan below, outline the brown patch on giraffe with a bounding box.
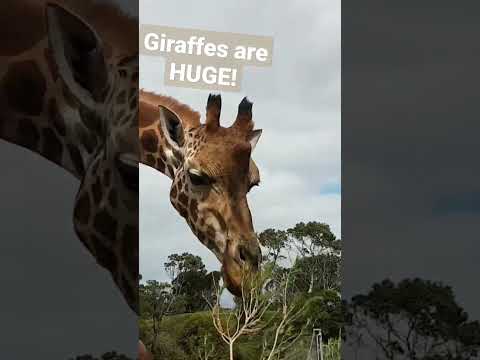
[167,164,174,177]
[92,178,103,204]
[178,205,188,219]
[178,175,184,188]
[91,234,117,270]
[48,99,66,136]
[67,144,85,175]
[74,193,91,225]
[3,60,46,116]
[94,209,117,240]
[42,128,63,164]
[108,189,118,209]
[44,48,59,81]
[141,129,158,153]
[104,169,111,187]
[178,193,189,208]
[17,117,40,150]
[0,4,44,56]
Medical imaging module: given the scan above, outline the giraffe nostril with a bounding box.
[239,246,247,263]
[235,244,261,269]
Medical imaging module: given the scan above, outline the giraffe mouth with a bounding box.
[116,154,139,191]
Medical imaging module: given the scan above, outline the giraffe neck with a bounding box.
[0,2,140,314]
[1,37,105,179]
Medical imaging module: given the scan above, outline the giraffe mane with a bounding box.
[140,90,201,129]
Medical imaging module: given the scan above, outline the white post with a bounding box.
[313,328,323,360]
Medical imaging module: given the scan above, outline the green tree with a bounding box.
[165,252,220,313]
[287,222,341,293]
[140,280,175,354]
[258,228,289,266]
[348,278,480,360]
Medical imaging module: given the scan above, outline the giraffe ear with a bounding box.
[248,129,262,151]
[45,4,109,109]
[158,105,185,149]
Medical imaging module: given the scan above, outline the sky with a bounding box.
[138,0,341,284]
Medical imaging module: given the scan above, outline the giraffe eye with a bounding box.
[188,169,213,186]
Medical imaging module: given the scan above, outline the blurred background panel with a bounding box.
[0,1,138,358]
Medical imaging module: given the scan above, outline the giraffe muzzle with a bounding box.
[222,239,262,296]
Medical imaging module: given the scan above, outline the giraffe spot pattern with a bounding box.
[79,106,103,134]
[93,210,117,240]
[17,117,40,150]
[167,164,174,177]
[178,193,189,208]
[92,178,103,204]
[3,60,46,116]
[189,199,198,222]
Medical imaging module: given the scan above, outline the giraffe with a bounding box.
[139,91,263,296]
[0,1,140,312]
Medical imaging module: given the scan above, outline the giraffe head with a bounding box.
[160,94,262,296]
[45,4,139,310]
